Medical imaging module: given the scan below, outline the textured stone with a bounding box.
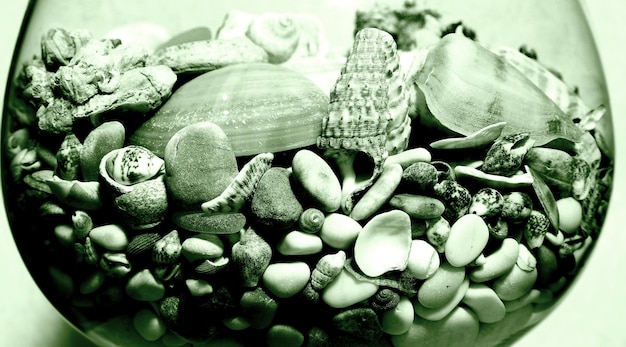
[250,167,303,232]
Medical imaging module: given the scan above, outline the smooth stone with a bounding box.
[536,245,559,287]
[414,278,470,321]
[125,268,166,301]
[319,213,362,249]
[79,270,106,295]
[354,210,412,277]
[89,224,129,251]
[444,214,489,267]
[266,324,305,347]
[322,268,379,309]
[80,121,125,181]
[164,121,238,211]
[262,262,311,298]
[133,308,167,342]
[222,316,251,331]
[406,239,440,280]
[492,264,538,301]
[240,287,278,329]
[172,211,246,234]
[389,194,445,219]
[181,235,224,263]
[291,149,342,212]
[185,278,214,296]
[556,197,583,234]
[473,304,533,347]
[112,178,169,230]
[469,238,519,283]
[417,262,465,309]
[54,224,75,248]
[503,289,541,312]
[350,163,403,221]
[392,306,479,347]
[332,307,383,341]
[277,231,323,256]
[251,167,303,231]
[461,283,506,323]
[381,296,414,335]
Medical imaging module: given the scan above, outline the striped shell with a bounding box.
[194,257,230,277]
[126,232,161,260]
[370,288,401,311]
[201,152,273,213]
[72,210,93,240]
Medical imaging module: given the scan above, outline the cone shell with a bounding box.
[129,63,329,157]
[317,27,411,179]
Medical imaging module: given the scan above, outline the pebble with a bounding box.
[79,121,125,181]
[319,213,362,249]
[79,270,106,295]
[322,268,379,308]
[469,238,519,283]
[239,287,278,329]
[406,239,440,280]
[262,262,311,298]
[381,296,414,335]
[473,305,533,347]
[172,211,246,234]
[181,235,224,263]
[54,224,75,248]
[112,177,170,230]
[503,289,541,312]
[251,167,303,231]
[536,245,559,287]
[444,214,489,267]
[386,147,432,168]
[417,262,465,309]
[332,307,384,341]
[125,268,165,301]
[291,149,342,212]
[161,331,188,347]
[556,197,583,234]
[164,121,239,228]
[492,262,538,301]
[266,324,305,347]
[413,277,470,321]
[401,161,439,192]
[461,283,506,323]
[354,210,412,277]
[231,228,272,287]
[222,316,251,331]
[389,194,445,219]
[277,231,323,255]
[185,278,214,296]
[350,163,403,221]
[133,308,167,342]
[392,306,479,347]
[89,224,129,251]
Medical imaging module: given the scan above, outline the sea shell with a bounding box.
[126,232,161,262]
[201,152,273,214]
[482,133,535,177]
[99,252,132,278]
[453,164,534,189]
[469,188,504,217]
[194,257,230,277]
[413,34,583,146]
[310,250,346,291]
[343,259,420,294]
[55,133,82,181]
[354,210,412,277]
[72,210,93,240]
[152,230,182,265]
[231,227,272,287]
[298,207,325,234]
[370,288,401,311]
[529,166,560,232]
[46,176,103,210]
[104,145,165,186]
[524,147,591,199]
[432,180,471,222]
[430,122,506,150]
[129,63,329,157]
[317,28,410,213]
[523,210,551,249]
[246,13,300,64]
[501,192,534,223]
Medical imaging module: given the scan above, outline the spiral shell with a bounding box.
[310,250,346,291]
[370,288,401,311]
[201,152,273,214]
[152,230,182,265]
[246,13,300,64]
[105,145,165,186]
[298,208,325,234]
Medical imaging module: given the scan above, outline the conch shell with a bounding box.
[317,28,410,213]
[412,34,582,146]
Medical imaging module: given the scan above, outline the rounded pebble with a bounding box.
[89,224,129,251]
[381,296,414,335]
[332,307,384,341]
[251,167,303,231]
[239,287,278,329]
[556,197,583,234]
[80,121,125,181]
[350,163,403,221]
[79,270,106,295]
[181,235,224,263]
[461,283,506,323]
[161,331,188,347]
[266,324,305,347]
[536,245,559,287]
[503,289,541,312]
[322,268,379,308]
[185,278,214,296]
[469,238,519,283]
[319,213,362,249]
[54,224,75,248]
[389,194,445,219]
[277,231,323,256]
[401,161,438,192]
[417,262,465,309]
[406,239,440,280]
[125,268,166,301]
[222,316,251,331]
[444,214,489,267]
[291,149,342,212]
[413,277,470,321]
[262,262,311,298]
[492,263,538,301]
[392,306,479,347]
[133,308,167,341]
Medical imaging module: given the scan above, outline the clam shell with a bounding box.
[414,34,582,146]
[354,210,412,277]
[129,63,329,157]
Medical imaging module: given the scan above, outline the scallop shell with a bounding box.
[246,13,300,64]
[201,152,273,214]
[104,145,165,186]
[317,28,410,212]
[129,63,329,157]
[414,34,583,146]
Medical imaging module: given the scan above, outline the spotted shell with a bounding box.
[482,133,535,177]
[152,230,182,265]
[104,145,165,186]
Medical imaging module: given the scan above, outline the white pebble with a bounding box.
[277,231,323,255]
[444,214,489,267]
[322,268,379,308]
[407,239,440,280]
[556,197,582,234]
[319,213,362,249]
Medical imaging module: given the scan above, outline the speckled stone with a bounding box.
[250,167,303,232]
[80,121,125,181]
[332,307,384,342]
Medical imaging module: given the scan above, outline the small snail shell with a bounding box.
[310,250,346,291]
[299,208,325,234]
[246,13,300,64]
[105,145,165,186]
[370,288,401,311]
